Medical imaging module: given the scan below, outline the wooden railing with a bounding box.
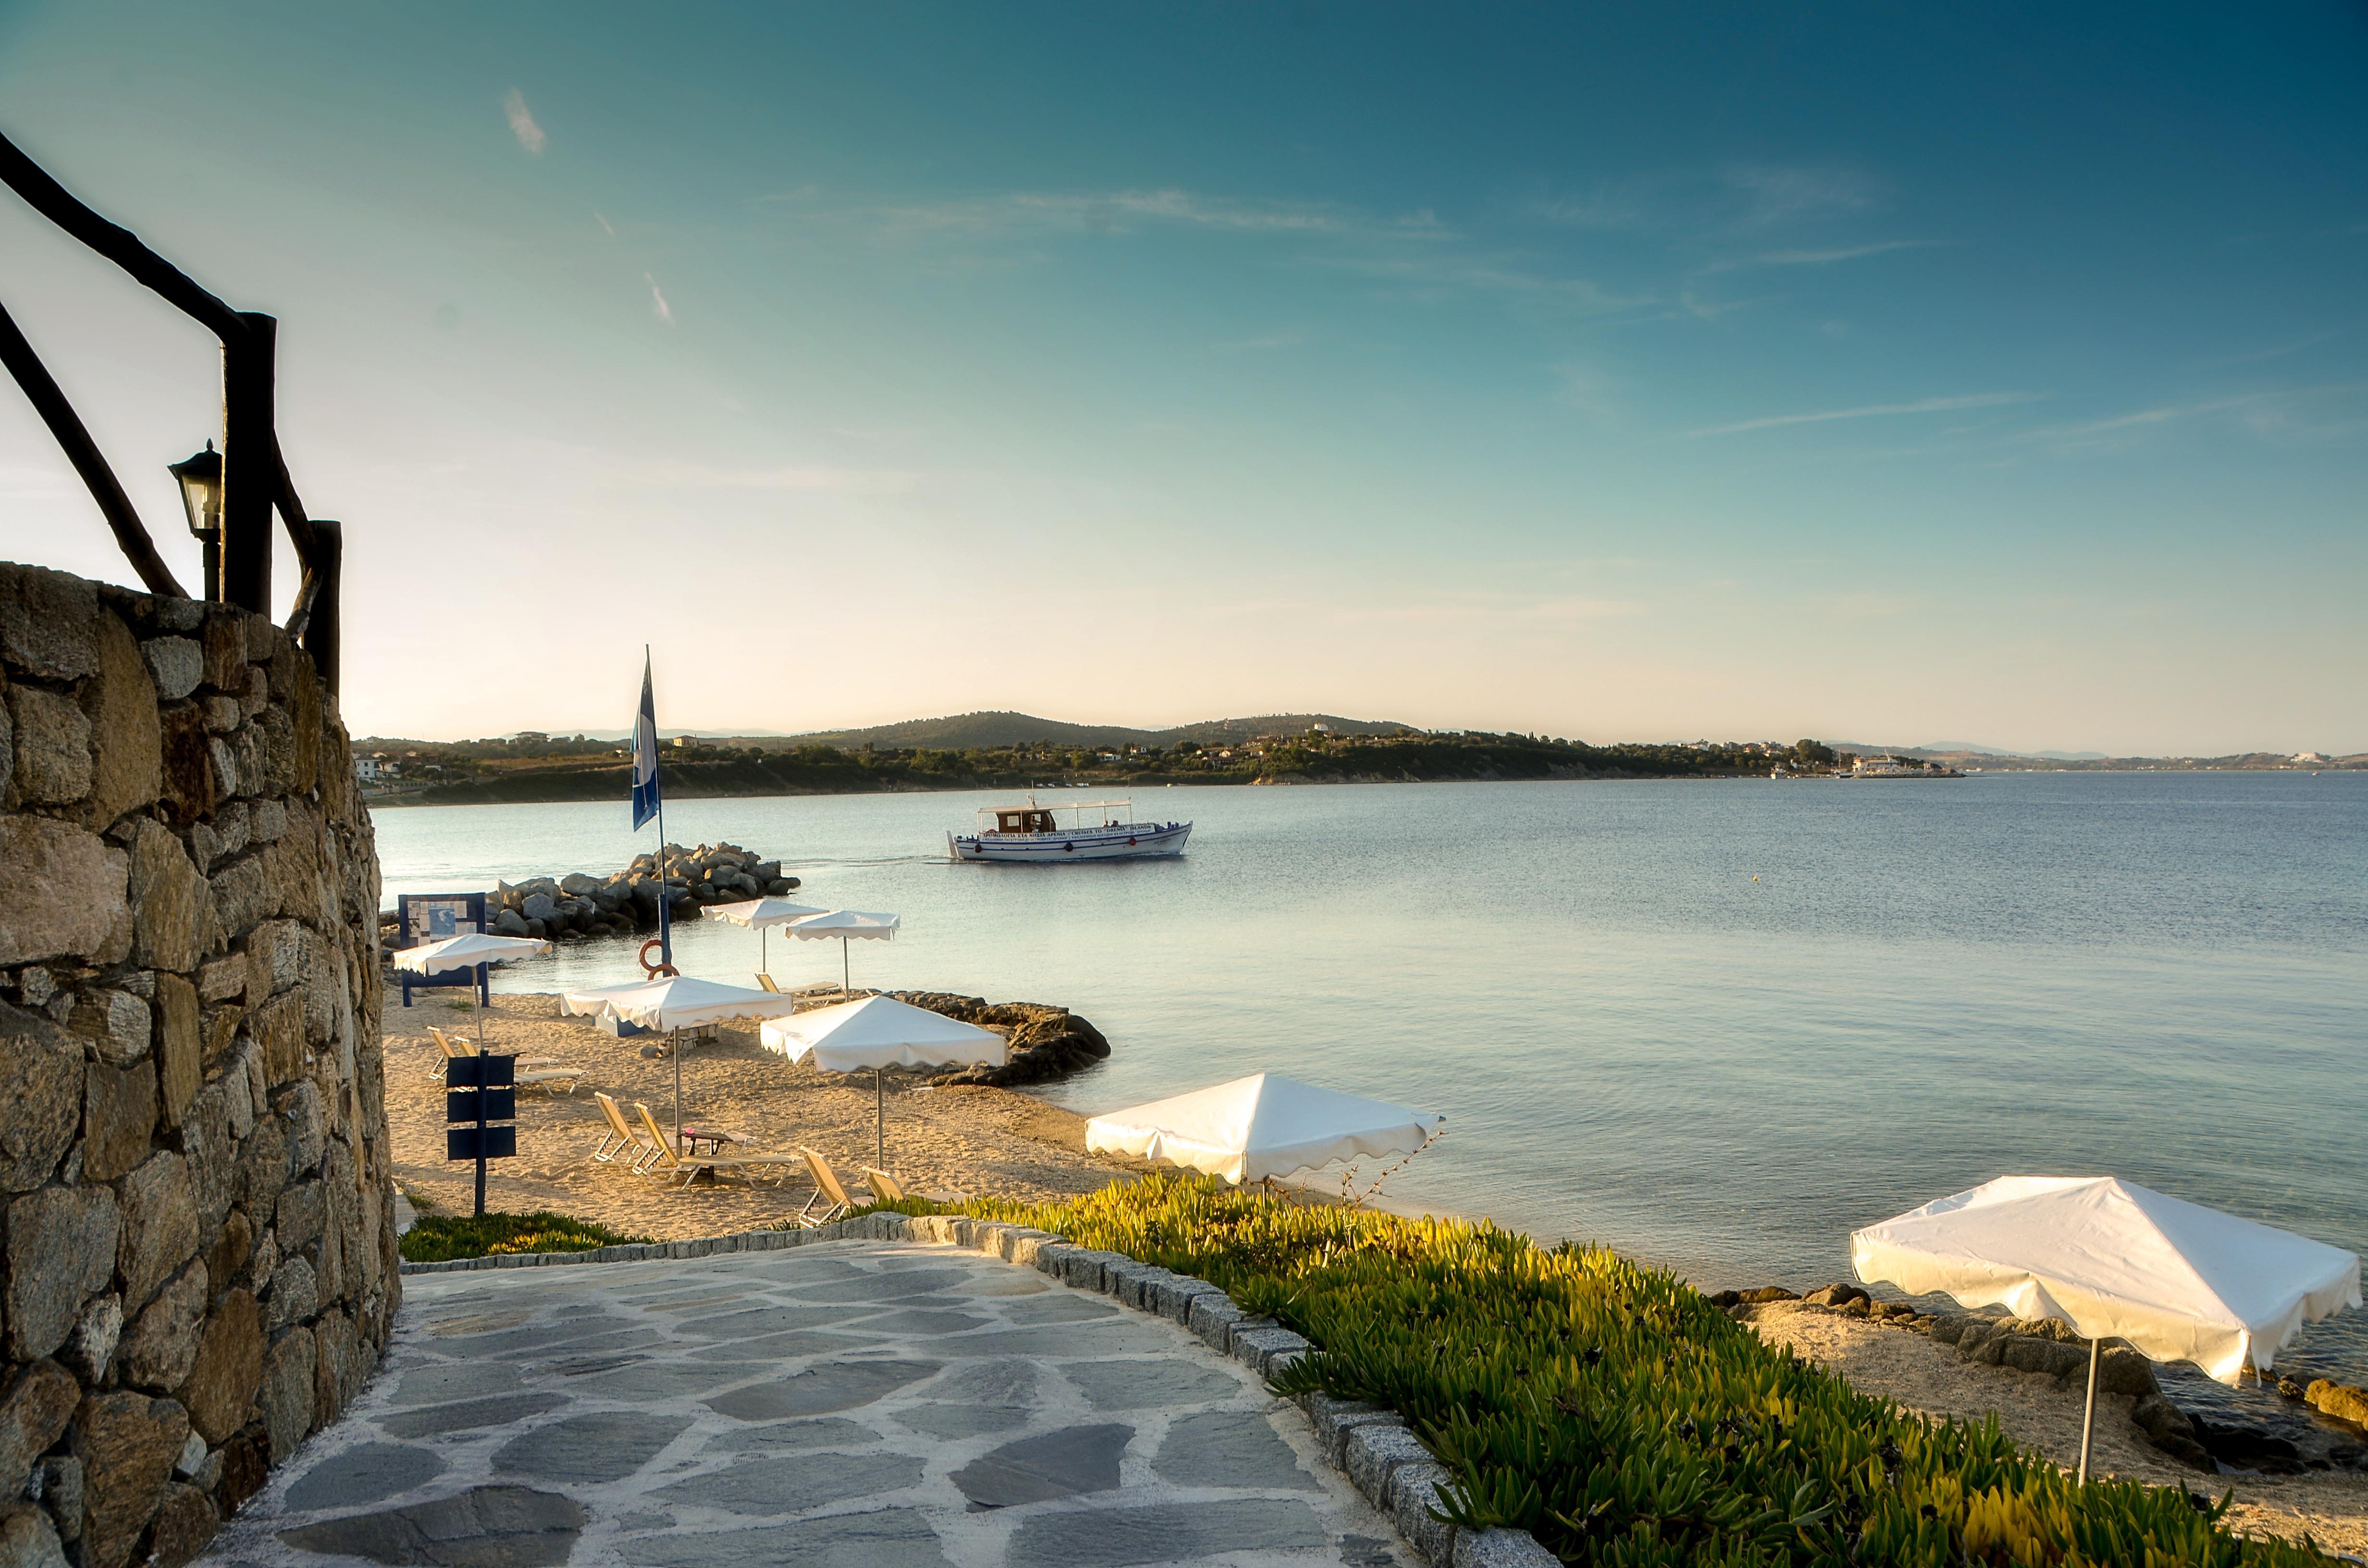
[0,127,341,693]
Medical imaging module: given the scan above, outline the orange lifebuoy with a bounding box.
[638,939,679,979]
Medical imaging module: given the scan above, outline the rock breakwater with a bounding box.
[891,992,1112,1087]
[378,841,802,945]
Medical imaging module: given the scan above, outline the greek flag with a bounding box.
[630,653,661,830]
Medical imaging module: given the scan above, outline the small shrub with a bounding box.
[399,1210,648,1263]
[935,1175,2313,1568]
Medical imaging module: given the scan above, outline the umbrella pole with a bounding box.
[673,1031,683,1150]
[2077,1336,2099,1484]
[474,963,487,1051]
[876,1067,885,1172]
[842,937,851,993]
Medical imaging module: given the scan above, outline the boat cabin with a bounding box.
[990,808,1061,835]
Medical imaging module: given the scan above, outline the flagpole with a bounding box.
[636,646,685,1149]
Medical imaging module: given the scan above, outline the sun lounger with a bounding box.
[797,1148,857,1225]
[429,1026,582,1096]
[756,974,781,993]
[591,1092,658,1167]
[862,1167,968,1206]
[429,1026,570,1074]
[630,1102,798,1188]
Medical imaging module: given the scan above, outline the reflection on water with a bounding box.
[374,772,2368,1401]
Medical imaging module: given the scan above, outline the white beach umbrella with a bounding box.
[783,908,900,992]
[1852,1175,2362,1482]
[1085,1072,1443,1186]
[562,975,799,1143]
[702,897,832,976]
[759,994,1008,1168]
[393,933,550,1049]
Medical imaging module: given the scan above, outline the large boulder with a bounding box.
[4,1187,122,1360]
[519,893,557,924]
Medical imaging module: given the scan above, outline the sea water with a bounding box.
[374,771,2368,1403]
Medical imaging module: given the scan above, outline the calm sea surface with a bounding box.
[373,772,2368,1403]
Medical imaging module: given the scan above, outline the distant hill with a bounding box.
[777,711,1415,750]
[1826,740,2112,762]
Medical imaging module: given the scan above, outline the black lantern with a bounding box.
[167,441,224,600]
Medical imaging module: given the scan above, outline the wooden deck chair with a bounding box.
[430,1025,572,1078]
[630,1103,798,1188]
[863,1167,968,1206]
[797,1148,856,1225]
[590,1091,655,1166]
[427,1028,469,1081]
[755,973,781,993]
[514,1064,586,1098]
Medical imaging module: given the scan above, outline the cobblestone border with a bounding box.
[400,1213,1557,1567]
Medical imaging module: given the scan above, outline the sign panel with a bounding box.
[444,1087,517,1123]
[446,1126,518,1162]
[397,893,489,1003]
[445,1054,516,1088]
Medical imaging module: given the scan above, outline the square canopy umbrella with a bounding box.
[1085,1072,1443,1186]
[393,933,550,1048]
[759,995,1007,1169]
[561,975,798,1144]
[1852,1175,2362,1482]
[701,897,832,975]
[782,909,900,992]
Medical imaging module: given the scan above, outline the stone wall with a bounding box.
[0,562,396,1568]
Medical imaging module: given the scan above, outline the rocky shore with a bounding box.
[890,992,1113,1086]
[1715,1283,2368,1478]
[376,841,801,945]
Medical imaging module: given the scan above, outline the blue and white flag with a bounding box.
[630,653,661,830]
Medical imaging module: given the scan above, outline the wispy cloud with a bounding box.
[1693,391,2047,437]
[503,89,546,155]
[2204,324,2354,367]
[798,186,1447,244]
[1724,166,1875,228]
[644,274,675,326]
[1703,239,1948,273]
[1212,327,1312,353]
[593,209,616,238]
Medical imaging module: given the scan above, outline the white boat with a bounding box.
[947,797,1192,863]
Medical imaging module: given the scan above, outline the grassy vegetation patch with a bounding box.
[931,1175,2314,1568]
[398,1210,650,1264]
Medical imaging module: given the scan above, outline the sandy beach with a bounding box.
[1745,1302,2368,1556]
[382,988,1144,1236]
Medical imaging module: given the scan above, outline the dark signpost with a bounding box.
[445,1054,517,1216]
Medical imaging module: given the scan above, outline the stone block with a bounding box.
[179,1290,262,1445]
[9,686,91,805]
[249,990,305,1086]
[1391,1460,1459,1565]
[157,705,213,824]
[276,1179,325,1255]
[4,1186,121,1358]
[140,639,202,702]
[117,1150,200,1313]
[152,974,200,1129]
[1187,1292,1247,1351]
[207,858,268,946]
[76,611,161,831]
[2003,1336,2088,1379]
[126,822,216,973]
[2097,1345,2157,1398]
[0,1002,84,1193]
[0,819,130,968]
[1305,1392,1401,1468]
[0,1361,82,1488]
[2308,1379,2368,1427]
[1103,1259,1160,1305]
[195,957,246,1006]
[198,615,245,695]
[281,1080,327,1174]
[71,990,151,1067]
[1233,1325,1311,1377]
[1060,1250,1108,1292]
[59,1294,123,1384]
[1454,1528,1560,1568]
[38,1457,83,1542]
[143,1483,216,1568]
[1345,1421,1434,1508]
[265,1257,319,1332]
[0,1506,68,1568]
[0,566,101,682]
[118,1264,208,1392]
[82,1058,159,1183]
[262,1324,316,1460]
[71,1390,189,1568]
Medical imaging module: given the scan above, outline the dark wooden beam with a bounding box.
[0,127,246,343]
[271,433,321,562]
[220,312,276,614]
[0,295,189,600]
[301,520,340,694]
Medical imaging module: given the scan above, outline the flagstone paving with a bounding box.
[204,1241,1418,1568]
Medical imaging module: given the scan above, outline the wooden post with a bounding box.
[304,519,341,695]
[220,312,276,614]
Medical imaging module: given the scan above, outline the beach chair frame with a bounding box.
[797,1148,856,1225]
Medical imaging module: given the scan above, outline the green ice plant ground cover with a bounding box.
[874,1175,2327,1568]
[398,1209,649,1263]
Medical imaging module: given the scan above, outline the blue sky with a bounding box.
[1,2,2361,751]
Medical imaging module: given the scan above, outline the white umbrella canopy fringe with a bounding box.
[1851,1175,2362,1482]
[393,933,551,1049]
[760,995,1007,1171]
[1085,1072,1443,1187]
[782,909,900,993]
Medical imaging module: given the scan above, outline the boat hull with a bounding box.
[949,821,1192,863]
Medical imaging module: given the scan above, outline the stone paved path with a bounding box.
[203,1241,1417,1568]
